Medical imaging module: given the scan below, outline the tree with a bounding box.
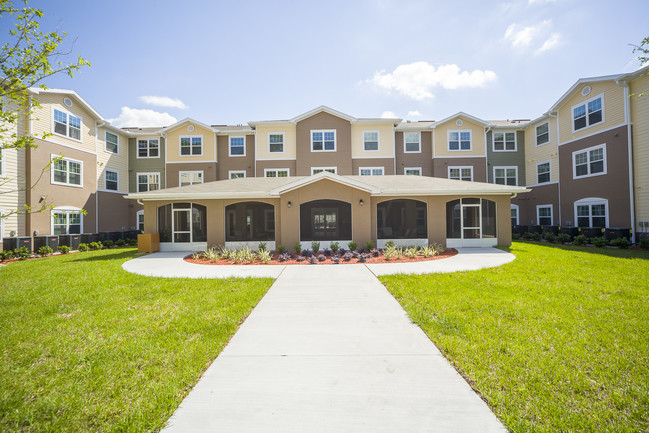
[631,37,648,97]
[0,0,90,221]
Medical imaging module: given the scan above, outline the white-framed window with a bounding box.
[404,132,421,153]
[536,123,549,146]
[511,204,519,226]
[52,107,82,141]
[229,136,246,156]
[493,166,518,186]
[137,172,160,192]
[493,131,516,151]
[179,171,203,187]
[448,130,471,151]
[269,133,284,153]
[51,207,83,235]
[404,167,422,175]
[229,170,246,179]
[104,169,118,191]
[537,205,553,226]
[363,130,379,151]
[572,144,606,179]
[575,198,608,228]
[311,130,336,152]
[137,139,159,158]
[136,210,145,232]
[536,161,551,184]
[359,167,384,176]
[264,168,289,177]
[311,167,337,175]
[51,155,82,187]
[105,131,119,154]
[572,94,604,132]
[448,166,473,181]
[180,136,203,156]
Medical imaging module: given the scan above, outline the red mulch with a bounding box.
[184,248,458,266]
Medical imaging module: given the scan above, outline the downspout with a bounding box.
[95,120,99,232]
[617,79,636,243]
[161,131,167,188]
[548,111,560,225]
[484,126,491,182]
[392,123,397,175]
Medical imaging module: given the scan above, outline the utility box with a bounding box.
[33,235,59,252]
[2,237,32,252]
[81,233,101,244]
[59,234,82,250]
[108,231,125,242]
[138,233,160,253]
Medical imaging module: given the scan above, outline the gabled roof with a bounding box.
[29,88,104,121]
[268,171,381,195]
[432,111,489,128]
[160,117,219,134]
[249,105,402,127]
[291,105,356,123]
[548,73,625,112]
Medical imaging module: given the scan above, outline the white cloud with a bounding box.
[381,110,398,118]
[139,95,189,109]
[368,62,497,101]
[537,32,562,53]
[109,107,177,127]
[504,20,561,54]
[528,0,557,4]
[407,110,422,117]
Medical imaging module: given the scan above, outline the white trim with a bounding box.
[136,138,161,159]
[179,170,204,187]
[264,168,290,178]
[447,130,472,151]
[229,136,246,157]
[535,122,550,146]
[574,197,609,228]
[403,167,422,175]
[136,172,160,192]
[511,204,520,226]
[351,155,394,160]
[526,180,559,188]
[535,160,552,185]
[492,130,517,152]
[448,166,474,181]
[403,131,421,153]
[165,159,217,164]
[228,170,247,179]
[572,143,607,180]
[268,132,285,154]
[571,93,605,133]
[104,168,119,191]
[536,204,553,226]
[362,130,380,152]
[51,106,83,143]
[493,166,518,186]
[50,154,83,188]
[311,129,337,152]
[179,135,204,157]
[358,167,385,176]
[51,206,84,236]
[434,154,487,159]
[311,167,338,175]
[254,157,296,161]
[104,130,119,155]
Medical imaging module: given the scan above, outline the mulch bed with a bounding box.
[184,248,458,266]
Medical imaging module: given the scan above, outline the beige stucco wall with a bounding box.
[350,123,395,158]
[433,116,487,157]
[255,125,297,160]
[524,117,559,185]
[165,123,216,162]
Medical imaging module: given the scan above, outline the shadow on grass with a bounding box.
[513,240,649,260]
[66,248,138,263]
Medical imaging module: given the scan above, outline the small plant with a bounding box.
[348,241,358,252]
[295,256,305,262]
[357,254,367,263]
[14,246,31,260]
[126,238,138,246]
[573,234,588,246]
[58,245,71,254]
[302,249,311,257]
[78,243,89,252]
[332,255,340,264]
[191,251,203,260]
[512,233,520,240]
[38,246,54,256]
[323,248,331,257]
[103,240,114,248]
[383,244,398,261]
[311,241,320,253]
[204,247,220,262]
[330,241,339,253]
[404,247,417,259]
[610,237,631,249]
[294,242,302,255]
[308,256,317,264]
[256,249,272,264]
[591,237,607,248]
[342,252,353,262]
[639,238,649,249]
[115,239,126,247]
[258,242,267,252]
[317,254,326,262]
[365,240,374,252]
[277,244,287,254]
[278,253,292,262]
[90,241,103,250]
[0,250,14,261]
[530,232,542,241]
[543,232,557,243]
[371,248,380,257]
[557,233,571,244]
[384,240,395,249]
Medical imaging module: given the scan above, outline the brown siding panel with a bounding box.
[97,191,131,231]
[432,157,487,182]
[295,112,352,175]
[166,162,218,188]
[216,135,256,180]
[395,131,433,176]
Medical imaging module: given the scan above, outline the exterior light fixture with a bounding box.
[287,201,292,208]
[359,199,364,206]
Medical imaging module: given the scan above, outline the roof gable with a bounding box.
[161,117,218,134]
[291,105,356,123]
[269,171,380,195]
[432,112,489,128]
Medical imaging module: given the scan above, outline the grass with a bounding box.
[380,241,649,432]
[0,248,274,432]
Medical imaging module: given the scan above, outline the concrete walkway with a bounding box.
[150,251,511,432]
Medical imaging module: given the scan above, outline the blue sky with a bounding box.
[8,0,648,126]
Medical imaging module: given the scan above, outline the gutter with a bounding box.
[547,110,560,224]
[616,79,636,243]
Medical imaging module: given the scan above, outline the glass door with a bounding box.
[173,208,191,243]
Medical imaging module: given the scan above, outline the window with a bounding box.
[377,199,427,239]
[537,205,553,225]
[404,167,422,176]
[264,168,289,177]
[300,199,352,241]
[493,132,516,151]
[446,198,497,240]
[536,123,549,145]
[448,130,471,151]
[573,95,603,131]
[105,169,118,191]
[269,133,284,153]
[53,108,81,141]
[136,210,144,232]
[448,166,473,181]
[573,144,606,179]
[51,156,82,186]
[404,132,421,153]
[359,167,384,176]
[104,131,119,154]
[363,131,379,151]
[137,173,160,192]
[511,204,519,226]
[311,167,337,175]
[158,203,207,243]
[229,136,246,156]
[575,198,608,228]
[52,208,82,235]
[179,171,203,187]
[224,202,275,242]
[311,130,336,151]
[494,166,518,186]
[138,139,159,158]
[536,161,551,184]
[180,136,202,156]
[229,170,246,179]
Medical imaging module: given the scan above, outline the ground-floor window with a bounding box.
[511,204,519,226]
[537,205,553,225]
[377,199,427,239]
[446,198,496,239]
[158,203,207,243]
[575,198,608,228]
[225,202,275,242]
[300,199,352,241]
[52,207,83,235]
[136,210,144,232]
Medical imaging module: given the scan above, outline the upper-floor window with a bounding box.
[536,123,549,145]
[448,166,473,181]
[448,130,471,151]
[312,167,337,175]
[138,139,159,158]
[105,169,118,191]
[137,172,160,192]
[105,131,119,154]
[536,161,551,184]
[363,131,379,151]
[537,205,553,226]
[404,167,422,175]
[404,132,421,153]
[53,108,81,141]
[269,133,284,153]
[264,168,289,177]
[311,130,336,152]
[180,136,202,156]
[493,132,516,151]
[229,137,246,156]
[179,171,203,186]
[573,95,603,131]
[359,167,384,176]
[494,167,518,185]
[229,170,246,179]
[573,144,606,179]
[51,156,82,187]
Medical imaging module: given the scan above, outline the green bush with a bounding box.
[348,241,358,252]
[14,246,31,260]
[512,233,520,240]
[277,244,286,254]
[89,241,103,250]
[126,238,137,246]
[58,245,71,254]
[310,241,320,253]
[365,240,374,251]
[522,232,532,240]
[0,249,14,261]
[115,239,126,247]
[294,242,302,255]
[530,232,542,241]
[258,242,267,252]
[78,243,89,252]
[103,240,114,248]
[573,234,588,246]
[591,237,607,248]
[639,238,649,249]
[38,246,54,256]
[330,241,340,253]
[610,237,631,249]
[557,233,571,244]
[384,240,395,249]
[544,232,557,243]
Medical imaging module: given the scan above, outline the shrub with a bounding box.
[277,245,286,254]
[383,245,398,261]
[115,239,126,247]
[126,238,138,246]
[591,237,607,248]
[384,240,395,249]
[14,246,31,260]
[278,253,292,262]
[323,248,331,257]
[348,241,358,252]
[0,250,14,261]
[365,240,374,252]
[317,254,326,262]
[258,242,267,252]
[90,241,103,250]
[573,234,588,246]
[294,242,302,255]
[295,256,305,262]
[330,241,340,253]
[640,238,649,249]
[404,247,417,259]
[522,232,533,240]
[512,233,520,240]
[38,246,54,256]
[103,240,114,248]
[204,247,220,262]
[543,232,557,243]
[308,256,317,264]
[58,245,71,254]
[332,255,340,264]
[256,249,272,264]
[311,241,320,253]
[557,233,571,244]
[610,237,631,249]
[371,248,380,257]
[530,232,542,241]
[342,252,353,262]
[78,243,89,252]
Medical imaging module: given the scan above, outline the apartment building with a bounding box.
[1,66,647,248]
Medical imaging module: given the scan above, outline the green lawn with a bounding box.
[380,242,649,433]
[0,248,274,433]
